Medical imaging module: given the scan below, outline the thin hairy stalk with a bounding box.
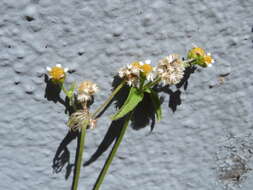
[93,113,132,190]
[92,81,125,118]
[72,122,88,190]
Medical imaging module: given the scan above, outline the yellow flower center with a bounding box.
[49,66,65,80]
[141,64,153,75]
[131,61,153,75]
[204,55,213,64]
[192,47,205,56]
[131,61,142,69]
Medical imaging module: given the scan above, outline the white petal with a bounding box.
[78,94,91,102]
[127,80,132,86]
[64,68,69,72]
[56,64,62,68]
[192,43,197,48]
[167,55,173,63]
[208,64,212,67]
[127,64,132,69]
[145,60,151,65]
[147,73,154,81]
[46,67,52,72]
[118,71,124,78]
[207,53,211,56]
[93,85,98,92]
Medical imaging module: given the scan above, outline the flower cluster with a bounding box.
[118,54,186,86]
[156,54,185,85]
[118,60,154,87]
[187,46,214,67]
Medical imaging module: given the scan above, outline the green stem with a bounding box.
[62,85,69,96]
[72,123,88,190]
[62,85,76,110]
[93,113,132,190]
[92,81,125,118]
[143,77,161,90]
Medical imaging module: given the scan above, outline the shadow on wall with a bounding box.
[44,66,196,188]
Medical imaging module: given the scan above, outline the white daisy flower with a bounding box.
[118,60,155,86]
[46,64,69,83]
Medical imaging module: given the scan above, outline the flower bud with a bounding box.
[187,47,214,67]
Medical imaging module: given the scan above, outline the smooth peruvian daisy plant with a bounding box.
[44,46,215,190]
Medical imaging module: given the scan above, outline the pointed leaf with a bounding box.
[150,89,162,121]
[67,82,76,98]
[111,87,144,120]
[144,88,151,94]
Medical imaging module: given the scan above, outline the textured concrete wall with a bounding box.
[1,0,253,189]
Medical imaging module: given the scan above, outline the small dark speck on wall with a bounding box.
[25,16,35,22]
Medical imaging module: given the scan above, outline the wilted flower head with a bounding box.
[187,46,214,67]
[118,60,154,86]
[67,110,97,131]
[77,81,98,103]
[156,54,185,85]
[46,64,68,84]
[67,110,89,131]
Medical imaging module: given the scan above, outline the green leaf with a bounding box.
[150,89,162,121]
[67,82,76,98]
[144,88,151,94]
[111,87,144,120]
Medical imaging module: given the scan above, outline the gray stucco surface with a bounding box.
[1,0,253,189]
